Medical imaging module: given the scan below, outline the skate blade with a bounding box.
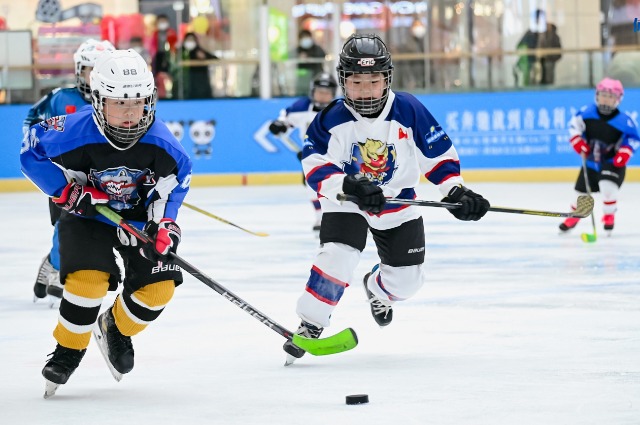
[44,380,60,399]
[92,326,123,382]
[284,354,297,367]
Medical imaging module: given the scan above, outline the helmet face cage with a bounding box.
[92,89,157,150]
[90,49,156,150]
[595,78,623,115]
[74,39,115,101]
[337,34,393,115]
[309,73,338,109]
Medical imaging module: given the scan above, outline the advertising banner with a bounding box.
[4,89,638,181]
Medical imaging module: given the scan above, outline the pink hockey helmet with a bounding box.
[595,78,623,114]
[596,77,624,97]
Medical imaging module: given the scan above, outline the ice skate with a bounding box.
[283,320,323,366]
[602,214,615,236]
[363,270,393,327]
[42,344,86,398]
[33,255,54,302]
[559,216,580,233]
[93,308,134,381]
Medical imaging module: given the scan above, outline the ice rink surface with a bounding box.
[1,182,639,425]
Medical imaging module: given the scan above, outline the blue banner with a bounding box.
[3,89,638,180]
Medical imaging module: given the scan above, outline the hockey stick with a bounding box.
[337,193,594,218]
[182,202,269,237]
[580,156,597,243]
[96,206,357,356]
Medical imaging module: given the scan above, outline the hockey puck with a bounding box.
[345,394,369,405]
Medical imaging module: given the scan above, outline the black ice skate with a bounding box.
[363,270,393,327]
[283,320,323,366]
[93,308,134,381]
[42,344,86,398]
[33,255,54,301]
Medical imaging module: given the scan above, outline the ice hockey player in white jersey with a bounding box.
[269,72,338,230]
[282,34,490,365]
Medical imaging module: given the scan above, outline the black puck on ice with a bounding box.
[345,394,369,405]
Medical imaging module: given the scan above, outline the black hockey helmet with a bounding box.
[309,72,338,109]
[337,34,393,115]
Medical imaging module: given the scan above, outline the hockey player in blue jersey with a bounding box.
[269,72,338,230]
[282,34,490,365]
[20,49,192,397]
[559,77,638,234]
[25,38,115,305]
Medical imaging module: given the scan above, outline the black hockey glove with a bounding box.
[139,219,181,263]
[268,120,287,135]
[442,185,490,221]
[342,174,386,214]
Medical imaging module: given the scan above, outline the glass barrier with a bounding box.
[2,45,640,104]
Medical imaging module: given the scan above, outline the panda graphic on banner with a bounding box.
[343,138,397,185]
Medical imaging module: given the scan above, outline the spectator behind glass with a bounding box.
[295,29,326,95]
[175,32,218,99]
[152,14,178,98]
[514,9,546,86]
[538,22,562,85]
[129,36,151,66]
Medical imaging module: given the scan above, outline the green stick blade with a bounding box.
[292,328,358,356]
[581,233,597,243]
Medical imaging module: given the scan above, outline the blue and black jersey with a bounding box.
[20,106,192,228]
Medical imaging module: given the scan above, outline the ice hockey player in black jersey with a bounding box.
[559,77,638,234]
[20,49,192,397]
[282,34,490,365]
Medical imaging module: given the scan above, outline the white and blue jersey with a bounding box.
[23,87,88,135]
[20,105,192,228]
[301,90,464,229]
[569,104,639,170]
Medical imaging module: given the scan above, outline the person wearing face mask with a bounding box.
[129,36,152,66]
[175,32,218,99]
[514,9,547,86]
[151,14,178,98]
[295,29,326,95]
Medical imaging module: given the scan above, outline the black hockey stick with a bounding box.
[96,206,357,356]
[337,193,594,218]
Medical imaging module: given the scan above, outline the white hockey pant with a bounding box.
[296,242,425,328]
[599,179,619,214]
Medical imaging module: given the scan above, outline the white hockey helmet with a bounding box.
[90,49,156,150]
[73,39,115,101]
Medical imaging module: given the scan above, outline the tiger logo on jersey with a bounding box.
[88,167,154,211]
[344,138,397,184]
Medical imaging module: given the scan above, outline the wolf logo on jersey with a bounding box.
[345,139,397,184]
[88,167,153,210]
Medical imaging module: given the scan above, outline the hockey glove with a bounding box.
[140,218,181,263]
[342,174,386,214]
[613,147,632,167]
[442,185,490,221]
[570,136,590,155]
[52,182,109,217]
[268,120,288,135]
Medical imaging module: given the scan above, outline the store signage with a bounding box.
[292,1,428,18]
